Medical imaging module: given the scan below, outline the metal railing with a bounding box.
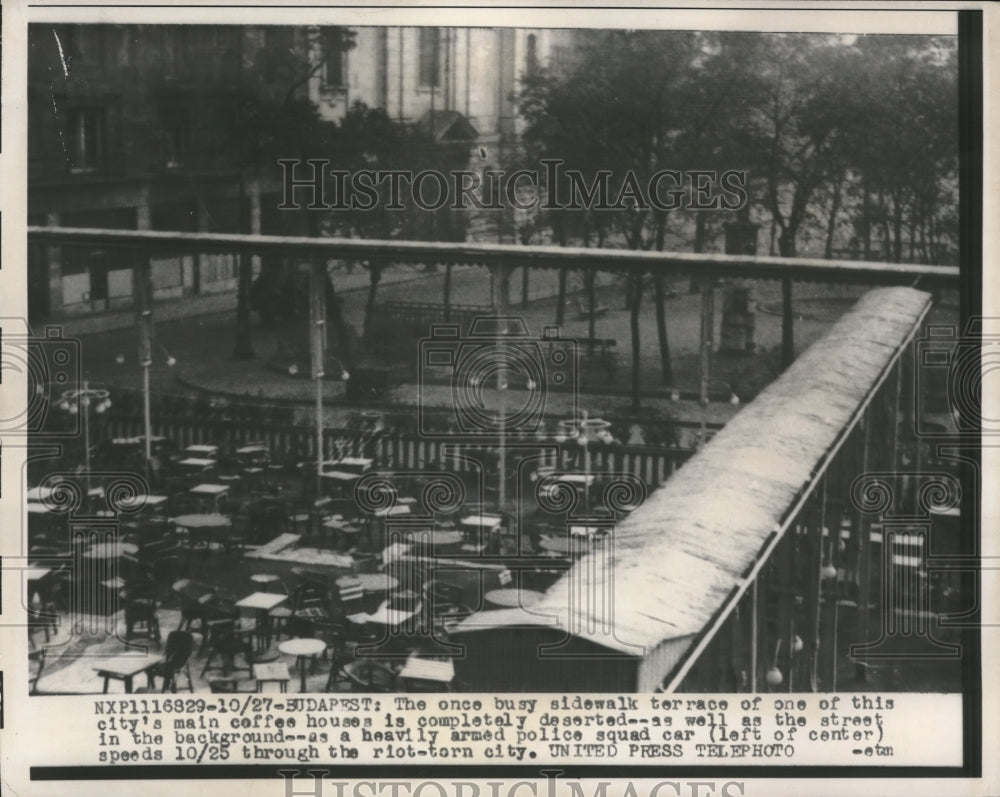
[28,226,960,287]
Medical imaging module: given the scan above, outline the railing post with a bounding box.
[310,256,327,498]
[854,406,876,682]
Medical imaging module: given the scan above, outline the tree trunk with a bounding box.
[654,273,672,385]
[778,228,795,369]
[689,213,708,292]
[824,177,843,259]
[862,181,872,260]
[781,278,794,369]
[629,275,643,410]
[363,264,382,339]
[556,268,568,326]
[324,273,353,370]
[553,212,568,326]
[587,269,597,341]
[892,198,904,263]
[443,263,453,322]
[233,169,255,360]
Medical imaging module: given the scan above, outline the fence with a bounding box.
[376,300,491,335]
[101,416,694,489]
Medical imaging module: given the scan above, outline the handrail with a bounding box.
[28,226,960,287]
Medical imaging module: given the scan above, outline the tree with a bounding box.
[843,36,958,264]
[326,101,471,339]
[518,30,699,400]
[212,26,356,360]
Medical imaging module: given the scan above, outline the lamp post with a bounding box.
[491,265,508,513]
[59,381,112,496]
[310,257,350,497]
[115,344,176,479]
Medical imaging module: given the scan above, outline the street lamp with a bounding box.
[308,256,350,497]
[59,381,112,495]
[115,344,177,475]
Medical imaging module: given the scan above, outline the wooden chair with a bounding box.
[200,620,254,678]
[151,630,195,693]
[123,595,162,647]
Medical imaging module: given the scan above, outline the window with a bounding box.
[525,33,539,77]
[418,27,440,88]
[68,107,105,172]
[325,48,347,89]
[164,125,186,169]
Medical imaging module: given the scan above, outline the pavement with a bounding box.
[70,262,897,430]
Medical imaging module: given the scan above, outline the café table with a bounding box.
[460,514,504,531]
[553,473,596,485]
[117,494,169,512]
[320,470,360,483]
[484,588,545,609]
[569,525,606,538]
[374,504,412,519]
[236,444,269,456]
[251,573,282,592]
[364,603,421,628]
[279,637,328,692]
[254,661,291,693]
[183,445,220,457]
[26,567,53,603]
[235,591,288,653]
[336,573,399,595]
[93,653,163,693]
[83,541,140,559]
[538,473,596,499]
[325,457,373,474]
[172,513,230,549]
[404,530,463,549]
[397,655,455,691]
[178,457,216,470]
[322,516,362,545]
[188,483,230,510]
[172,512,231,529]
[538,536,592,557]
[26,486,54,502]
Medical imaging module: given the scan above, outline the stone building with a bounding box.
[27,24,573,322]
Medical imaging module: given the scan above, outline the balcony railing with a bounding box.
[28,226,960,287]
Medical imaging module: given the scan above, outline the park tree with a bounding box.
[325,101,471,339]
[519,29,702,406]
[842,36,957,264]
[211,26,356,360]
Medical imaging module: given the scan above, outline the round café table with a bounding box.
[82,542,140,559]
[251,573,282,592]
[484,588,545,609]
[279,637,328,692]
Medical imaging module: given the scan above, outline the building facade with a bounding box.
[28,24,573,323]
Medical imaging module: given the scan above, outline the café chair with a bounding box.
[200,620,255,679]
[152,630,195,693]
[123,595,162,647]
